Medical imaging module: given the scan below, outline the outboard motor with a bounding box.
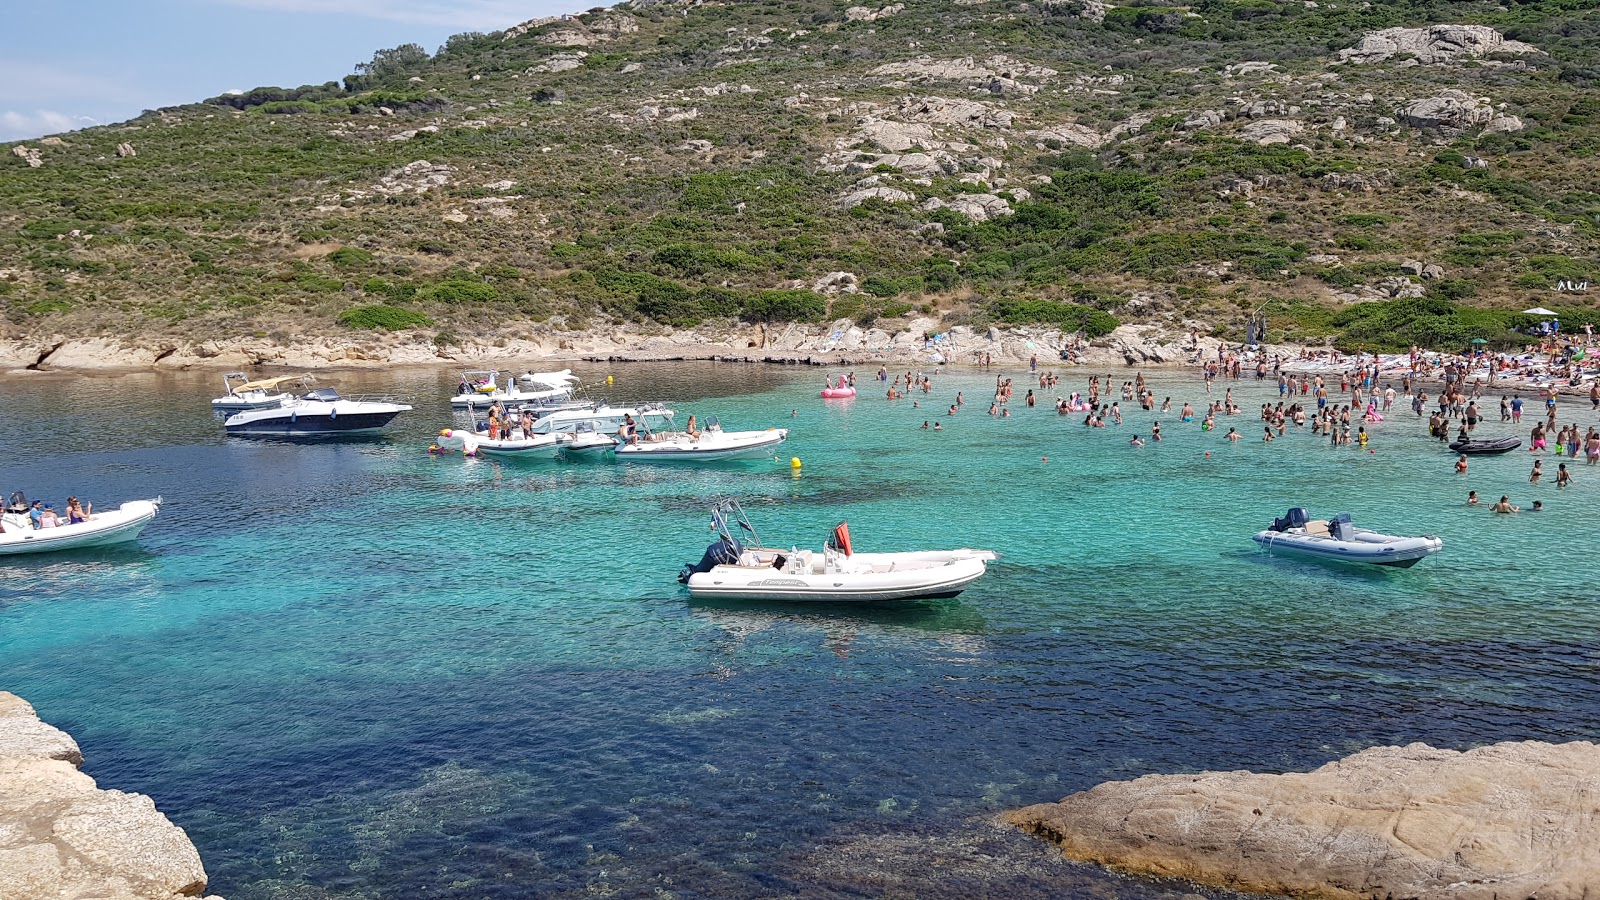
[1330,513,1354,542]
[679,536,743,583]
[1272,507,1310,532]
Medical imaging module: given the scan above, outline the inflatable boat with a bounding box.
[680,500,997,602]
[434,428,566,460]
[1448,436,1522,454]
[0,498,161,555]
[1253,508,1442,569]
[616,423,786,462]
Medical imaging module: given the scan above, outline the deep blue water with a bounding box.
[3,362,1598,899]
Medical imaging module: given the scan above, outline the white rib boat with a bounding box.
[0,498,162,555]
[525,404,674,434]
[616,421,787,462]
[434,427,566,460]
[559,421,619,459]
[1252,508,1443,569]
[679,500,998,602]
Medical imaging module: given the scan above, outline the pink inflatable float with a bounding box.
[821,376,856,399]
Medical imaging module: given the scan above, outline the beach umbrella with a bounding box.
[1470,338,1488,345]
[1524,307,1557,316]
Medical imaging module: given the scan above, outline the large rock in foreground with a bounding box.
[1004,741,1600,900]
[0,692,222,899]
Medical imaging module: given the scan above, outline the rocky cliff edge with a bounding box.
[1004,740,1600,900]
[0,692,220,900]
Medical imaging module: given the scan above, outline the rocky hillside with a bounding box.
[2,0,1598,355]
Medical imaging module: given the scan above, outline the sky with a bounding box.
[0,0,596,142]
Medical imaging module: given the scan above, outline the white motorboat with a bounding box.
[559,421,619,459]
[616,419,787,462]
[0,497,161,555]
[526,404,674,435]
[679,500,998,602]
[1253,508,1443,569]
[211,373,310,413]
[226,388,411,436]
[433,427,566,460]
[450,370,579,409]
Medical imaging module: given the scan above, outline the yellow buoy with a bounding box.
[606,375,615,385]
[790,457,802,469]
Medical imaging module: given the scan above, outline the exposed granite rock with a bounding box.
[845,3,904,23]
[1398,90,1522,133]
[1238,118,1304,145]
[1339,25,1540,65]
[837,186,915,208]
[1005,740,1600,900]
[0,692,221,900]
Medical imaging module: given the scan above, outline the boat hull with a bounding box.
[227,410,404,436]
[616,430,786,462]
[686,555,989,602]
[0,500,160,555]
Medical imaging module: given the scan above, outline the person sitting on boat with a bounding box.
[66,497,90,524]
[685,415,701,441]
[619,415,639,445]
[39,504,60,528]
[28,501,43,530]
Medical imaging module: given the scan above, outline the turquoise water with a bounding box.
[2,362,1597,898]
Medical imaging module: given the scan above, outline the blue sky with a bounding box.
[0,0,593,141]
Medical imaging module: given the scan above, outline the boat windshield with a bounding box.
[301,388,342,402]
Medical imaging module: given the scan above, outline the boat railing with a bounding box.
[339,393,412,405]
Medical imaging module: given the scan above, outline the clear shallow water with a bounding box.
[3,362,1599,899]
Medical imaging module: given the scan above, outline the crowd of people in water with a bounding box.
[858,341,1599,516]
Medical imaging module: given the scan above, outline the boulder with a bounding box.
[1179,110,1225,131]
[0,692,218,900]
[1339,25,1540,65]
[922,193,1012,222]
[893,96,1013,129]
[1006,741,1600,900]
[1401,259,1425,276]
[1397,90,1519,133]
[115,142,136,158]
[1238,118,1304,145]
[1422,263,1446,279]
[812,271,861,294]
[1024,123,1106,149]
[11,146,42,168]
[844,4,904,23]
[526,51,588,74]
[836,187,915,209]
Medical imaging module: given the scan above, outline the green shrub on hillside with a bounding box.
[741,289,826,323]
[1331,297,1533,352]
[991,299,1119,337]
[327,247,375,267]
[337,304,434,330]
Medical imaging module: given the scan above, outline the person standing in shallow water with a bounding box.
[1531,459,1543,483]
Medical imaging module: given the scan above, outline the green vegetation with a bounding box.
[337,304,434,330]
[2,0,1598,349]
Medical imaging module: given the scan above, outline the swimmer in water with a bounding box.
[1557,462,1572,488]
[921,421,930,430]
[1530,459,1543,483]
[1455,454,1468,474]
[933,421,943,431]
[1467,490,1479,505]
[1227,427,1240,442]
[1151,421,1162,442]
[1492,495,1518,513]
[1129,435,1145,447]
[1263,427,1275,442]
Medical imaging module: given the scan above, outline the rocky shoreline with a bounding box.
[1004,740,1600,900]
[0,692,220,900]
[0,319,1210,374]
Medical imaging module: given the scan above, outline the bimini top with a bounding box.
[231,374,313,394]
[301,388,343,402]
